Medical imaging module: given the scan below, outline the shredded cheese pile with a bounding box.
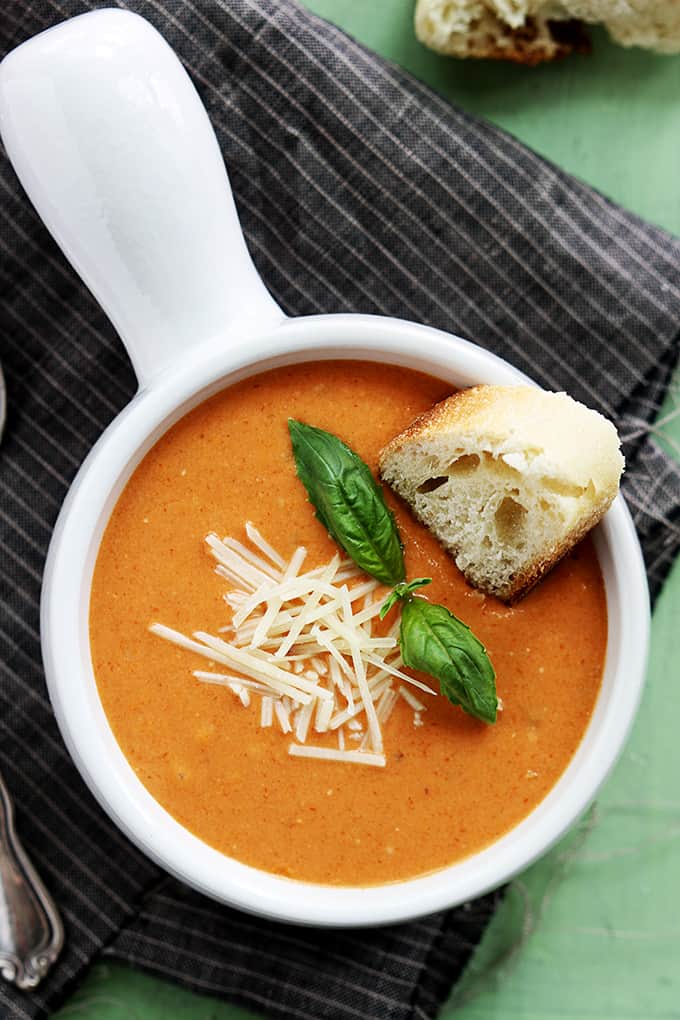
[150,522,436,767]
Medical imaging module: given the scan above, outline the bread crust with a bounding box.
[378,386,494,467]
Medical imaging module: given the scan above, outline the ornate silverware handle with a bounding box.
[0,770,64,989]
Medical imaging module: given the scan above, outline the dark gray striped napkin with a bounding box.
[1,1,680,1018]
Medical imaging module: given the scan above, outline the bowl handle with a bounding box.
[0,9,285,388]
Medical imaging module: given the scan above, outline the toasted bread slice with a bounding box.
[378,385,624,601]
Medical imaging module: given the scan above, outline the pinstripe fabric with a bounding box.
[1,0,680,1018]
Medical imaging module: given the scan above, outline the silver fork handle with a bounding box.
[0,770,64,989]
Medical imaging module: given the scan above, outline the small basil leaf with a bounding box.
[399,598,497,724]
[379,578,432,620]
[288,419,405,586]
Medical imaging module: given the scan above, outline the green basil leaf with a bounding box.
[379,578,432,620]
[399,598,497,724]
[288,419,405,586]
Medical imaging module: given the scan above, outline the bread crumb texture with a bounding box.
[415,0,680,62]
[378,385,624,601]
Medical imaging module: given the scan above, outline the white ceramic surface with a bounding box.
[0,10,649,927]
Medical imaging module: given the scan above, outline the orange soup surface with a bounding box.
[90,361,607,886]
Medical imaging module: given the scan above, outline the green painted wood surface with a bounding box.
[53,4,680,1018]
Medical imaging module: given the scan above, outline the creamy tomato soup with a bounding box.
[90,361,607,886]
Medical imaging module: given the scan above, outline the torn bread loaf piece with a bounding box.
[415,0,680,64]
[378,385,623,602]
[415,1,589,64]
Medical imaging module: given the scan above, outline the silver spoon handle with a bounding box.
[0,770,64,989]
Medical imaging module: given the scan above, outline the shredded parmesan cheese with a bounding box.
[274,699,292,734]
[261,696,274,728]
[193,671,276,696]
[288,745,386,767]
[294,699,315,743]
[399,685,426,712]
[314,695,334,733]
[150,523,439,768]
[245,521,286,568]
